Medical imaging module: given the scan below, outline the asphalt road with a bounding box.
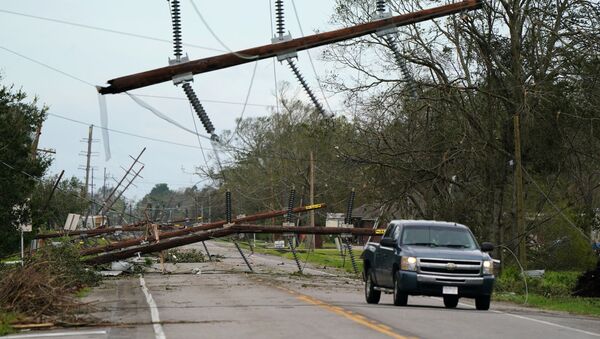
[5,241,600,339]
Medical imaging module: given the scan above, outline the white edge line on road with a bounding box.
[438,297,600,337]
[493,311,600,337]
[140,275,167,339]
[2,330,107,338]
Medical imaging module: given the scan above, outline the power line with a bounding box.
[225,61,259,145]
[0,159,137,219]
[131,92,274,108]
[188,0,258,60]
[289,0,334,115]
[126,92,213,140]
[48,112,218,152]
[0,46,95,87]
[0,8,225,53]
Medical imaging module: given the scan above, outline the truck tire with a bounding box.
[364,269,381,304]
[443,295,458,308]
[393,271,408,306]
[475,295,491,310]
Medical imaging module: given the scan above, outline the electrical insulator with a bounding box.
[182,82,216,137]
[169,0,183,61]
[275,0,286,37]
[287,59,327,117]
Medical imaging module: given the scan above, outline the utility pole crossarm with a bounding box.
[98,0,482,95]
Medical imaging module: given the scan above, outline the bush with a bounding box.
[31,241,100,287]
[0,241,100,322]
[495,267,580,297]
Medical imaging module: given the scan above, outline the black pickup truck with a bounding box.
[361,220,495,310]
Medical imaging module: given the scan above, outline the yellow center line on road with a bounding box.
[294,294,417,339]
[266,281,416,338]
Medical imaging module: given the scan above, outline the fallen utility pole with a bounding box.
[35,213,224,240]
[80,203,326,256]
[83,223,374,265]
[83,228,234,265]
[35,220,150,239]
[98,0,482,94]
[231,225,377,236]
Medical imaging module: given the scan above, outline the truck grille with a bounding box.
[418,258,481,276]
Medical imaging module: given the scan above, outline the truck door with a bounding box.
[376,224,397,288]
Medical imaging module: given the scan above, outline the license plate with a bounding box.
[443,286,458,295]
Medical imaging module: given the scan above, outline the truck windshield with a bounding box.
[401,225,477,249]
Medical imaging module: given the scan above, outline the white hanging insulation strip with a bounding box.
[96,90,111,161]
[126,92,212,140]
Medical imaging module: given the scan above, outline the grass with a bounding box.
[494,293,600,317]
[75,287,92,298]
[0,312,16,336]
[494,266,600,317]
[238,240,363,274]
[0,255,20,264]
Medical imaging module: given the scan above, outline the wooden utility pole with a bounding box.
[98,0,482,95]
[83,125,93,198]
[514,114,526,268]
[307,151,317,249]
[30,122,42,160]
[310,151,315,227]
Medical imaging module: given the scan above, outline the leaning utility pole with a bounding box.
[100,147,146,215]
[97,0,482,95]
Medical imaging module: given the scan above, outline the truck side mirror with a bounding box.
[380,238,397,248]
[480,242,494,252]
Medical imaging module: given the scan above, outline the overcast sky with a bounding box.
[0,0,345,201]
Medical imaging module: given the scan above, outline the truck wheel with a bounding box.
[475,295,490,310]
[393,272,408,306]
[443,295,458,308]
[364,269,381,304]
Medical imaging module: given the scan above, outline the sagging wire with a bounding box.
[289,0,334,117]
[188,0,258,61]
[375,0,418,99]
[497,245,528,304]
[225,61,259,146]
[272,0,330,119]
[126,92,212,140]
[0,159,137,220]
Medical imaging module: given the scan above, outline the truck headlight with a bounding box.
[401,256,417,271]
[482,260,493,275]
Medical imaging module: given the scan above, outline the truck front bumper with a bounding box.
[397,271,494,298]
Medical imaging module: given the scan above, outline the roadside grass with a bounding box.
[236,240,363,274]
[494,293,600,317]
[494,267,600,317]
[0,312,16,336]
[0,255,20,264]
[75,287,92,299]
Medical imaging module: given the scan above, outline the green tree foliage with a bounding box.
[29,175,88,230]
[0,80,51,256]
[201,86,364,225]
[317,0,600,269]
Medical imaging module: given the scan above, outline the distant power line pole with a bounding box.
[79,125,97,199]
[83,125,93,198]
